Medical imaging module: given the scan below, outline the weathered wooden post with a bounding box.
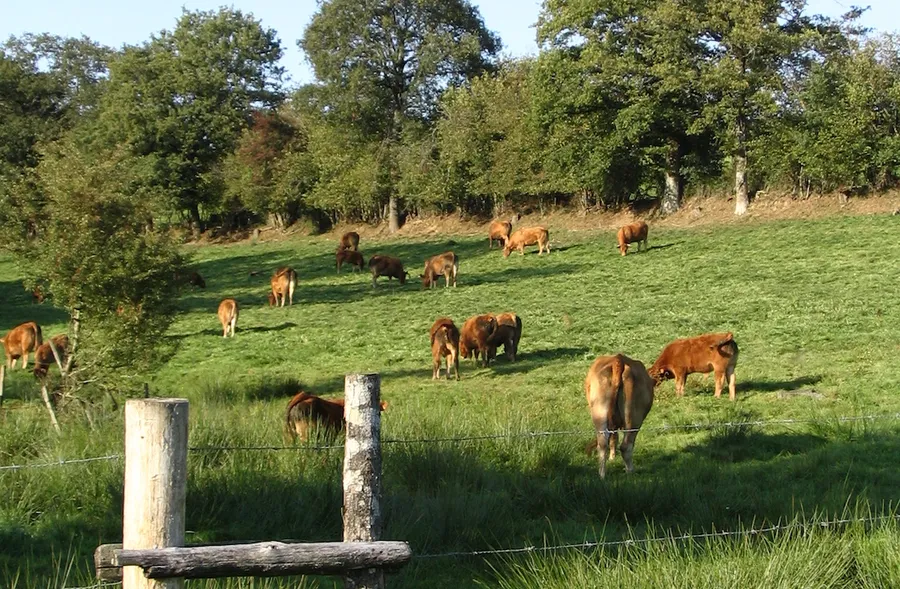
[123,398,188,589]
[0,365,5,409]
[343,373,384,589]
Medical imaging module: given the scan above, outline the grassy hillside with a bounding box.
[1,213,899,588]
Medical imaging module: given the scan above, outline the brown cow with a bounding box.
[368,255,408,287]
[617,221,649,256]
[29,284,45,303]
[339,231,360,251]
[267,292,277,307]
[429,318,460,380]
[487,312,522,362]
[503,227,550,257]
[174,270,206,289]
[33,334,70,379]
[217,298,239,338]
[0,322,43,369]
[459,314,498,367]
[271,267,297,306]
[421,251,459,288]
[336,248,365,273]
[648,332,739,400]
[585,354,655,478]
[488,220,512,249]
[284,391,388,442]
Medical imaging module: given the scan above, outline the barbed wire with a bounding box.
[63,582,120,589]
[416,513,900,559]
[0,454,121,472]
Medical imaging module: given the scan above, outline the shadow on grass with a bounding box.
[0,280,71,331]
[647,242,677,252]
[489,346,591,375]
[167,322,299,340]
[738,375,823,393]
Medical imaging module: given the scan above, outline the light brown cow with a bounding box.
[648,332,739,400]
[217,298,239,338]
[585,354,655,478]
[459,314,498,367]
[368,255,408,287]
[503,227,550,257]
[0,322,43,369]
[488,220,512,249]
[421,251,459,288]
[339,231,360,251]
[336,248,365,273]
[271,267,297,306]
[616,221,649,256]
[33,334,70,379]
[488,312,522,362]
[284,391,387,442]
[429,317,460,380]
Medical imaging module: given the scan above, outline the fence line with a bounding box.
[416,514,900,559]
[65,582,121,589]
[5,411,900,470]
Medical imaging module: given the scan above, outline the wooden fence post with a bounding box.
[0,365,5,409]
[123,398,189,589]
[343,373,384,589]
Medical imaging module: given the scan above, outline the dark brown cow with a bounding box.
[488,220,512,249]
[648,332,739,400]
[368,255,408,287]
[217,298,239,338]
[585,354,655,478]
[284,391,387,442]
[488,312,522,362]
[1,322,43,369]
[421,251,458,288]
[174,270,206,288]
[29,284,45,303]
[459,314,498,367]
[429,318,460,380]
[503,227,550,257]
[33,334,70,379]
[339,231,360,251]
[616,221,649,256]
[271,267,297,306]
[336,248,365,273]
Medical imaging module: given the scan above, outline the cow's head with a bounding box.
[648,366,672,384]
[618,242,628,256]
[502,244,512,257]
[421,269,434,288]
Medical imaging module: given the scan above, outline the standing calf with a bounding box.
[616,221,649,256]
[368,255,408,287]
[271,267,297,306]
[429,318,460,380]
[421,251,459,288]
[1,322,43,369]
[33,334,70,378]
[488,220,512,249]
[503,227,550,257]
[217,298,239,338]
[336,248,365,273]
[648,332,739,400]
[459,314,497,367]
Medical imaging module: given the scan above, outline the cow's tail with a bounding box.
[33,323,43,347]
[716,333,738,357]
[288,271,297,301]
[610,354,625,398]
[284,392,311,440]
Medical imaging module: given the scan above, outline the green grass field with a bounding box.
[2,213,900,588]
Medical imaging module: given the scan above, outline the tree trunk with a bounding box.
[188,204,203,239]
[64,307,81,375]
[734,116,749,216]
[387,196,399,233]
[660,139,682,216]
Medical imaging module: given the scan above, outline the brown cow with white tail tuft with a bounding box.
[421,251,458,288]
[429,318,460,380]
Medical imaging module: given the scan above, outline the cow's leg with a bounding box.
[714,369,725,398]
[451,351,459,380]
[620,430,638,474]
[595,428,612,479]
[433,356,440,379]
[675,372,687,396]
[608,430,618,461]
[21,353,28,369]
[727,365,737,401]
[230,317,237,337]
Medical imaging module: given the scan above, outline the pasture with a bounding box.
[2,212,900,588]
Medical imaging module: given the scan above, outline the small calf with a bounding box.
[430,318,460,380]
[336,248,365,273]
[284,391,388,442]
[271,267,297,306]
[422,251,458,288]
[488,312,522,362]
[503,227,550,257]
[1,322,43,369]
[488,220,512,249]
[585,354,655,478]
[368,255,408,287]
[33,334,70,379]
[648,332,739,400]
[616,221,648,256]
[217,298,239,338]
[459,314,498,367]
[339,231,360,251]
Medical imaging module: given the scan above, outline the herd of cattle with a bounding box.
[3,218,738,477]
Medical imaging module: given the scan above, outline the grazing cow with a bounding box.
[267,292,277,307]
[336,248,365,273]
[174,270,206,289]
[488,220,512,249]
[284,391,388,442]
[616,221,649,256]
[585,354,655,478]
[29,284,45,303]
[368,255,408,287]
[271,267,297,307]
[459,314,498,367]
[217,298,239,338]
[488,312,522,362]
[503,227,550,257]
[0,322,43,369]
[648,332,739,401]
[421,251,459,288]
[33,334,70,379]
[339,231,360,251]
[429,318,460,380]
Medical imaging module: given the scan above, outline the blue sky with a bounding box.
[2,0,896,86]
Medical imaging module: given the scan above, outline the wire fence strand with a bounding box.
[0,454,121,472]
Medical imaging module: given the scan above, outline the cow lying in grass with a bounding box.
[459,314,497,367]
[284,391,388,442]
[648,332,739,400]
[616,221,648,256]
[421,251,458,288]
[1,321,42,369]
[503,227,550,257]
[585,354,655,478]
[217,298,239,338]
[430,317,460,380]
[339,231,360,251]
[336,248,365,273]
[368,255,408,287]
[488,312,522,362]
[33,334,70,379]
[271,267,297,306]
[488,220,512,249]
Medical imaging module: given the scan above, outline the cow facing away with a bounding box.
[617,222,649,256]
[339,231,360,251]
[488,220,512,249]
[459,314,498,367]
[33,334,70,379]
[284,391,387,442]
[503,227,550,257]
[585,354,655,478]
[648,332,739,401]
[1,322,43,369]
[271,267,297,306]
[217,298,239,338]
[422,251,458,288]
[429,318,460,380]
[368,255,408,287]
[336,248,365,273]
[488,312,522,362]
